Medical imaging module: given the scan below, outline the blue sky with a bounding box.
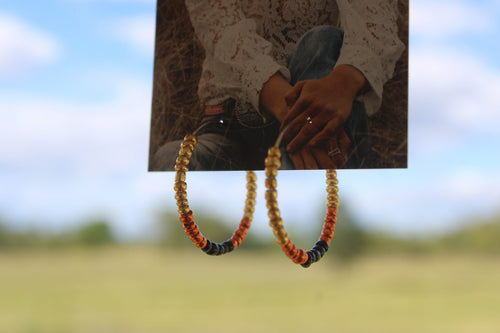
[1,0,499,240]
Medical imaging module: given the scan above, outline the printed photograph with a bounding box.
[148,0,409,171]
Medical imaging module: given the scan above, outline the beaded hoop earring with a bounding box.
[264,130,339,267]
[174,134,257,255]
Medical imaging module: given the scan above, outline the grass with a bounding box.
[1,246,499,333]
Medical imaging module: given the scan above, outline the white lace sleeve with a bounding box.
[185,0,291,113]
[336,0,405,115]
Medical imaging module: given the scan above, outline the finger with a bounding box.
[337,129,351,155]
[290,152,305,170]
[309,116,344,147]
[281,99,312,132]
[300,148,319,170]
[284,81,305,109]
[327,137,349,168]
[282,86,313,128]
[286,110,329,153]
[286,120,320,153]
[281,105,318,146]
[311,146,336,169]
[331,149,348,168]
[281,120,302,145]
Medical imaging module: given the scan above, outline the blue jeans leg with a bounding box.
[285,25,373,168]
[152,107,280,171]
[152,132,247,171]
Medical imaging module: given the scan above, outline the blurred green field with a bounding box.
[1,247,499,333]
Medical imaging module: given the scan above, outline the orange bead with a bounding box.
[180,211,193,223]
[327,207,337,216]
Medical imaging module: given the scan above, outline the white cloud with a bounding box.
[442,170,500,200]
[409,47,500,155]
[0,74,152,178]
[109,15,156,56]
[411,0,496,40]
[0,13,62,79]
[337,166,500,236]
[0,73,157,237]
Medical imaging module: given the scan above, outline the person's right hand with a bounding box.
[280,65,366,155]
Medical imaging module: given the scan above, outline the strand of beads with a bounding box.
[174,134,257,255]
[264,147,339,267]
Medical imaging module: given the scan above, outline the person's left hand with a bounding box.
[280,65,366,154]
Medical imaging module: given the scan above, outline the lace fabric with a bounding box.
[184,0,404,118]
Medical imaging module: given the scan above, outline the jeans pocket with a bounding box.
[233,99,277,129]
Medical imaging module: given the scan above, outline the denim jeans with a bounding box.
[152,25,372,171]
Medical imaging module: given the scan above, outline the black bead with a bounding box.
[314,240,329,255]
[222,241,235,254]
[317,240,329,249]
[202,240,236,256]
[312,246,325,258]
[308,250,318,263]
[203,241,219,255]
[216,243,227,256]
[212,243,223,255]
[202,240,213,253]
[301,241,331,268]
[301,256,312,268]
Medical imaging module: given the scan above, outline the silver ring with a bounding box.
[327,148,341,158]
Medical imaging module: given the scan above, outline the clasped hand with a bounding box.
[280,66,365,169]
